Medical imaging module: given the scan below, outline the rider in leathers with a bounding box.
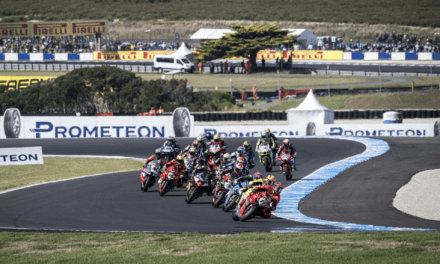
[265,129,279,165]
[163,136,181,158]
[277,139,297,171]
[144,148,167,169]
[207,134,227,154]
[164,155,186,187]
[256,132,277,164]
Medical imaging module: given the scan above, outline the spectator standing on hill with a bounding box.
[224,60,228,73]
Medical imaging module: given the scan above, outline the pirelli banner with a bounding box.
[292,51,343,60]
[94,51,174,61]
[0,20,108,38]
[0,76,55,90]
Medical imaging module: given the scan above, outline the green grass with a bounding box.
[1,0,439,28]
[0,231,439,263]
[268,91,440,111]
[0,157,142,191]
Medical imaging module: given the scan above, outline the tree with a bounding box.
[196,24,297,72]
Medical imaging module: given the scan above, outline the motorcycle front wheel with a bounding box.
[186,187,197,204]
[240,204,258,222]
[142,176,150,192]
[159,180,169,196]
[213,191,225,208]
[284,166,291,180]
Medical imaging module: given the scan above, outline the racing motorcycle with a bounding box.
[232,186,273,222]
[212,173,232,208]
[223,179,248,212]
[257,142,273,172]
[278,150,295,180]
[185,167,210,204]
[158,169,181,196]
[161,141,179,162]
[183,155,197,181]
[207,143,223,181]
[140,161,161,192]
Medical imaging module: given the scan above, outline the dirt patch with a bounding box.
[18,247,82,256]
[151,246,209,256]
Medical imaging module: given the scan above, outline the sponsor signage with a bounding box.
[0,147,44,166]
[94,51,173,61]
[318,124,434,137]
[0,20,108,38]
[291,50,343,60]
[0,76,55,91]
[194,125,302,138]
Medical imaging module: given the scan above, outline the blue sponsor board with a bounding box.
[327,127,427,137]
[201,128,299,138]
[29,121,165,138]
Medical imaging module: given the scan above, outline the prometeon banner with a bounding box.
[0,20,108,38]
[0,147,44,166]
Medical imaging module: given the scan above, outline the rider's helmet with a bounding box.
[189,147,196,156]
[203,132,212,139]
[237,157,245,164]
[243,141,251,151]
[235,162,244,176]
[155,148,162,158]
[283,139,290,146]
[264,128,271,134]
[237,146,244,157]
[213,134,220,143]
[253,171,263,180]
[261,131,268,139]
[176,155,184,165]
[197,135,203,142]
[266,175,276,186]
[168,136,175,143]
[223,153,230,163]
[192,140,199,147]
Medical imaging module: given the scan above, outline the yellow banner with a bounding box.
[292,50,343,60]
[0,76,55,90]
[0,20,108,38]
[94,51,174,61]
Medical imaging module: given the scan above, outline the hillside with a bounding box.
[1,0,439,29]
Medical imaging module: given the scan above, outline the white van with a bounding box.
[153,54,195,73]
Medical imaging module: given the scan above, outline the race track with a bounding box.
[0,137,439,233]
[0,137,364,233]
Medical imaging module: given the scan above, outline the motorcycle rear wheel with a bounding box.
[213,192,225,208]
[159,180,169,196]
[240,204,258,222]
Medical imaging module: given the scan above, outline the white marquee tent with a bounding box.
[287,90,334,136]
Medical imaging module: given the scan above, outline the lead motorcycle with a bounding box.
[161,141,179,162]
[140,161,161,192]
[278,150,295,180]
[158,169,181,196]
[257,142,273,172]
[232,186,273,222]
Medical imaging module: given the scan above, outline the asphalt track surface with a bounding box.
[300,137,440,230]
[0,137,365,233]
[1,137,439,232]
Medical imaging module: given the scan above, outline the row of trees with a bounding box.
[0,66,236,114]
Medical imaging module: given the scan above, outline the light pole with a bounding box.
[145,30,151,49]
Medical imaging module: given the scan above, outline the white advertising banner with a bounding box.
[317,123,434,137]
[1,108,195,139]
[0,147,44,166]
[194,125,303,138]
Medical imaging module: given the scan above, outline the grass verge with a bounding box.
[267,90,440,111]
[0,157,142,191]
[0,231,439,263]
